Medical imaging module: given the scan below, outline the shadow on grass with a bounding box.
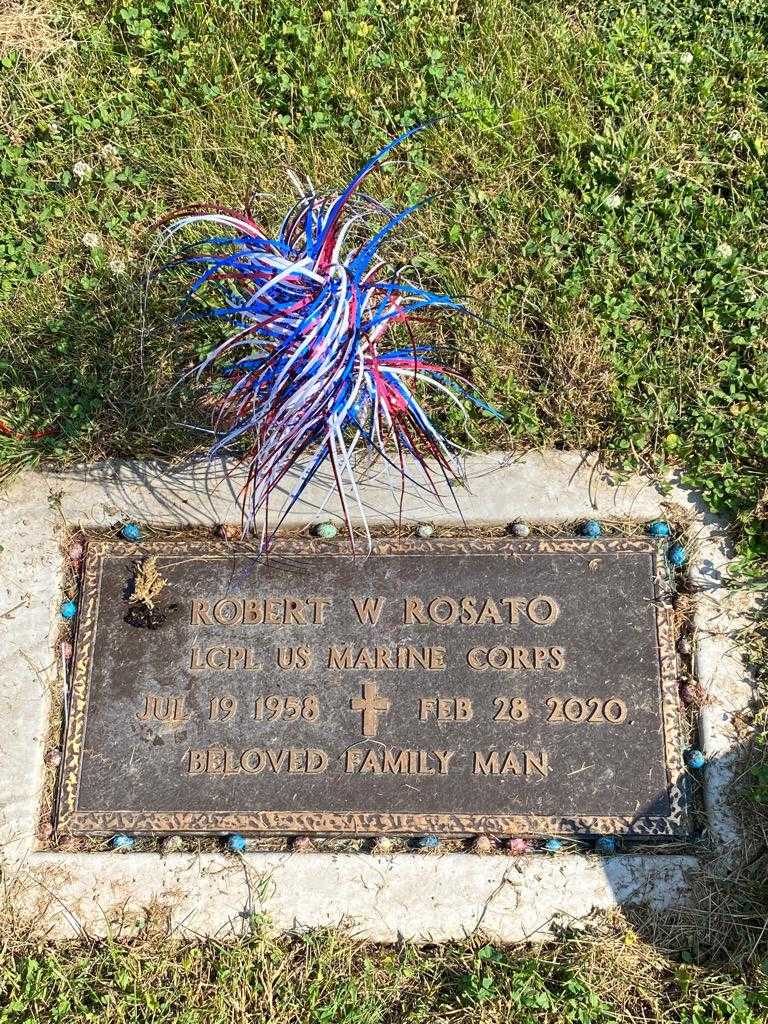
[1,265,205,472]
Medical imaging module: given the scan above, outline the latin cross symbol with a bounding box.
[350,681,391,738]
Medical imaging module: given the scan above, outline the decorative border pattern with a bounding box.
[71,535,661,560]
[57,537,692,837]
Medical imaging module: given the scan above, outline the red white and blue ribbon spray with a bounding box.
[154,123,500,549]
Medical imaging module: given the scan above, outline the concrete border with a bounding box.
[0,452,754,941]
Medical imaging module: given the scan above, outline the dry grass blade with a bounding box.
[0,1,67,60]
[129,556,167,609]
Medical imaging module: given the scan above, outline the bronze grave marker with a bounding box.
[57,537,691,837]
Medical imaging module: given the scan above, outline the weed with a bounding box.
[0,930,766,1024]
[129,555,166,609]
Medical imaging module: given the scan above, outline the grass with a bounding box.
[0,926,767,1024]
[1,0,768,1019]
[1,0,767,561]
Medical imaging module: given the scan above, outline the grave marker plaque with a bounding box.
[57,537,691,837]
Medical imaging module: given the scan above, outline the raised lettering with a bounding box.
[328,646,353,670]
[467,647,487,670]
[512,647,534,670]
[307,597,331,624]
[360,749,382,774]
[264,597,283,624]
[305,749,328,774]
[474,751,500,775]
[456,698,473,720]
[524,750,550,776]
[433,750,455,774]
[240,748,264,773]
[243,599,264,624]
[207,647,228,670]
[345,749,362,773]
[266,749,289,772]
[137,694,188,726]
[419,698,437,720]
[500,752,521,774]
[284,598,306,625]
[190,600,213,626]
[213,598,243,625]
[351,596,386,625]
[186,749,207,774]
[477,598,503,625]
[534,647,549,670]
[277,646,312,670]
[527,596,559,625]
[501,597,527,624]
[404,597,428,624]
[382,748,409,773]
[428,596,459,624]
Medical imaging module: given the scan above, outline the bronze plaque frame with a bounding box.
[56,536,691,838]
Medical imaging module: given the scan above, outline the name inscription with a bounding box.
[57,538,690,838]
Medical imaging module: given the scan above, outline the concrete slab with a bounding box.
[0,452,754,941]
